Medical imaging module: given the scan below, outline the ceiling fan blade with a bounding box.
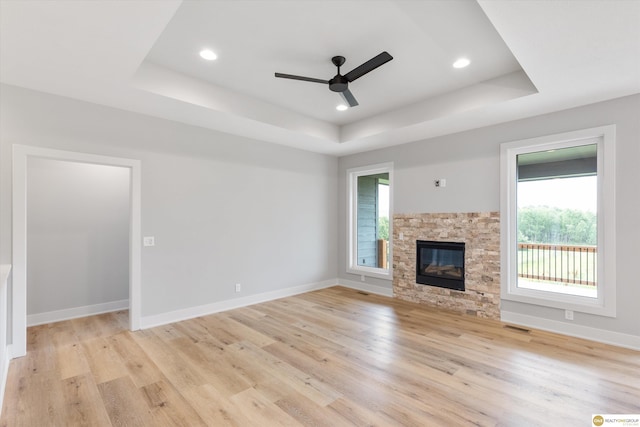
[344,51,393,82]
[340,89,359,107]
[274,73,329,85]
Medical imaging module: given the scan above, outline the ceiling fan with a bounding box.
[274,51,393,108]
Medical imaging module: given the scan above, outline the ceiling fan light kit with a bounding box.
[199,49,217,61]
[275,51,393,108]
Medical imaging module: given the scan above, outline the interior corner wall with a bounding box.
[337,94,640,341]
[0,84,338,320]
[26,158,130,318]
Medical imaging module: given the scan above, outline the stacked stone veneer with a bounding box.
[393,212,500,319]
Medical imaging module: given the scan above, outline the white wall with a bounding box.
[338,94,640,341]
[0,84,338,320]
[26,158,129,318]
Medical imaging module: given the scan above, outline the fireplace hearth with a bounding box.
[416,240,465,291]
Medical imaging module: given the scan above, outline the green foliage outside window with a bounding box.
[517,206,596,245]
[378,216,389,241]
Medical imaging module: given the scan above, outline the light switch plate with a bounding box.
[143,236,155,247]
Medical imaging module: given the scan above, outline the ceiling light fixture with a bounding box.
[199,49,217,61]
[453,58,470,69]
[336,104,348,111]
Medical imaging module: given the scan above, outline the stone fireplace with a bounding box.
[393,212,500,319]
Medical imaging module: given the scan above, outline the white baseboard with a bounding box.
[501,310,640,351]
[140,279,337,329]
[337,278,393,297]
[27,299,129,327]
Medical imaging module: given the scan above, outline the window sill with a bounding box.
[502,286,616,317]
[347,266,392,281]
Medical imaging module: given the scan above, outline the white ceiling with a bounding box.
[1,0,639,156]
[145,0,525,125]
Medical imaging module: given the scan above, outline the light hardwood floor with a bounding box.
[1,286,639,426]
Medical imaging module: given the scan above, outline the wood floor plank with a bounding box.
[25,324,52,352]
[275,392,339,427]
[48,320,81,348]
[97,376,155,426]
[140,379,208,426]
[326,397,399,427]
[227,340,342,406]
[2,286,639,427]
[107,331,164,388]
[0,355,67,426]
[81,336,129,385]
[180,383,257,426]
[61,373,112,427]
[71,311,125,341]
[263,340,400,412]
[170,335,254,397]
[229,310,345,359]
[130,330,208,390]
[172,319,227,346]
[195,312,277,347]
[229,387,301,426]
[57,342,91,380]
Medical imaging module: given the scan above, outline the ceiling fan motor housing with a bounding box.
[329,75,348,92]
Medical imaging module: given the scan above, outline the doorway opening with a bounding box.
[27,158,130,326]
[12,146,141,358]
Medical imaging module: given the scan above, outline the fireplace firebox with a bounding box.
[416,240,465,291]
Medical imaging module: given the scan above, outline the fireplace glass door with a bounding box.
[416,241,465,291]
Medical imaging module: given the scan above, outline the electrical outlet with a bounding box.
[565,309,574,320]
[360,275,365,282]
[235,283,241,293]
[399,232,404,240]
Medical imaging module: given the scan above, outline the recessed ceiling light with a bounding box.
[453,58,470,69]
[199,49,217,61]
[336,104,348,111]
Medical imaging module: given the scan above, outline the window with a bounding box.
[347,163,393,279]
[500,126,616,316]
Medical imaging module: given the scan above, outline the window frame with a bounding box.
[500,125,616,317]
[347,162,393,280]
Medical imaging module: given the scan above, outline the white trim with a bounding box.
[500,125,616,317]
[27,299,129,327]
[0,348,9,417]
[11,145,142,358]
[128,158,142,331]
[140,279,337,329]
[0,265,10,416]
[501,311,640,351]
[337,278,394,297]
[346,162,394,280]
